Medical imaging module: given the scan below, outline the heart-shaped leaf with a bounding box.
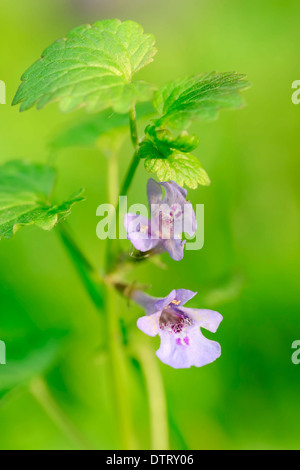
[0,160,84,239]
[153,72,250,129]
[138,125,207,189]
[144,149,210,189]
[13,19,157,114]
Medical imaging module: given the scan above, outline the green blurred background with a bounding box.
[0,0,300,450]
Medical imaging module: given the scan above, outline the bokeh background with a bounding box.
[0,0,300,450]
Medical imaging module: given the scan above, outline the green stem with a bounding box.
[119,106,140,200]
[135,343,169,450]
[119,151,140,202]
[30,377,92,450]
[129,106,139,148]
[106,106,141,273]
[105,144,138,449]
[107,146,119,208]
[55,105,167,451]
[106,284,137,449]
[58,224,136,448]
[58,223,105,312]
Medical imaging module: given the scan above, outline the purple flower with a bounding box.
[133,289,222,369]
[124,179,196,261]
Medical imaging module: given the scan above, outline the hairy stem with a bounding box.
[30,377,92,450]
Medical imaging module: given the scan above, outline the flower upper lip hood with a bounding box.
[124,178,197,261]
[133,288,223,369]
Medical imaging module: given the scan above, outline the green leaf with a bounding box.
[0,335,63,395]
[138,125,207,189]
[152,129,199,153]
[137,140,162,160]
[12,19,157,114]
[50,102,155,151]
[153,72,250,129]
[144,150,210,189]
[0,160,84,239]
[145,125,199,153]
[0,287,66,398]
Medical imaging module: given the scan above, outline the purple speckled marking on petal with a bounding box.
[184,336,190,345]
[146,179,197,261]
[176,338,182,345]
[156,327,221,369]
[180,307,223,333]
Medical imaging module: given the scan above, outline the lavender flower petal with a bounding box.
[175,289,197,306]
[147,178,163,206]
[183,202,197,237]
[156,327,221,369]
[180,307,223,333]
[133,289,222,369]
[137,313,160,337]
[128,233,158,252]
[160,181,187,206]
[162,238,185,261]
[160,181,196,238]
[154,289,177,311]
[131,291,163,315]
[125,213,158,252]
[125,179,197,261]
